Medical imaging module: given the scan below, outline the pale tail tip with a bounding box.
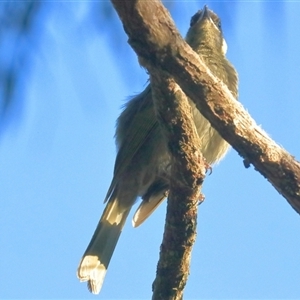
[132,210,142,228]
[77,255,107,294]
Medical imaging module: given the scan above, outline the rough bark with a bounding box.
[150,70,206,300]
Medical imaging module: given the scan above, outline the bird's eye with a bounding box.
[211,14,222,31]
[190,11,201,27]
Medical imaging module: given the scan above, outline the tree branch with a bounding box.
[111,0,300,214]
[150,70,206,300]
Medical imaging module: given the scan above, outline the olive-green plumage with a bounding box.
[77,6,238,294]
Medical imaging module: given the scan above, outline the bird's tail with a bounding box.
[77,198,130,294]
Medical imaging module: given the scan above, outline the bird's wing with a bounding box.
[105,85,159,202]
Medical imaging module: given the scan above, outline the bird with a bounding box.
[77,5,238,294]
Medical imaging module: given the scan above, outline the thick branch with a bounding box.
[150,70,206,300]
[111,0,300,214]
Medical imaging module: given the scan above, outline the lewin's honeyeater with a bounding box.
[77,6,238,294]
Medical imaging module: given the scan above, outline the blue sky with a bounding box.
[0,2,300,299]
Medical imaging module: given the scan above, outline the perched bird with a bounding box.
[77,6,238,294]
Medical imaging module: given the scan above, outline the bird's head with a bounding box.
[185,6,227,56]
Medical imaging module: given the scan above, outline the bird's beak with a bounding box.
[201,5,210,21]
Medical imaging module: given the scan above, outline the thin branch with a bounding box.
[150,70,206,300]
[111,0,300,214]
[0,1,41,117]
